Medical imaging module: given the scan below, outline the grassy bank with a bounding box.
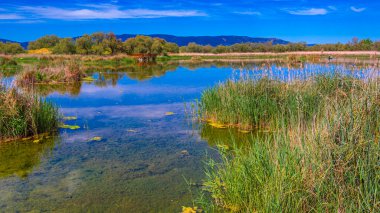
[0,85,59,141]
[197,75,380,212]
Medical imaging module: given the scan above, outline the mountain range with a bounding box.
[1,34,290,49]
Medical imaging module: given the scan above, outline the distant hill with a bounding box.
[116,34,290,46]
[0,39,28,49]
[1,34,290,49]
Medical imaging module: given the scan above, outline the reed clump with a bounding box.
[0,56,20,75]
[16,59,86,85]
[198,75,380,212]
[0,84,59,141]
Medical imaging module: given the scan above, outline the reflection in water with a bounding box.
[86,62,179,81]
[199,123,271,149]
[200,124,253,147]
[0,60,378,212]
[32,83,82,96]
[19,60,378,97]
[0,137,56,178]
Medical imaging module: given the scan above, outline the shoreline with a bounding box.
[171,51,380,56]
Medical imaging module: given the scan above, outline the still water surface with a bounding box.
[0,61,376,212]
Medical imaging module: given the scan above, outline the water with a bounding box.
[0,61,377,212]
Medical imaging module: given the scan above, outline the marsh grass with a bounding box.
[0,84,59,141]
[197,71,380,212]
[0,56,21,75]
[16,59,85,85]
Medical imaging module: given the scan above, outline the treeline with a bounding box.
[179,38,380,53]
[27,33,179,55]
[1,34,380,55]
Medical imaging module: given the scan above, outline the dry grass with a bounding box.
[16,59,86,85]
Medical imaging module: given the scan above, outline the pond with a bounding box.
[0,60,377,212]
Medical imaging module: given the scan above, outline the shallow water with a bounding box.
[0,61,377,212]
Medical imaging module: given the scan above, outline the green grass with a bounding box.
[157,55,193,61]
[197,75,380,212]
[0,85,59,141]
[0,57,22,75]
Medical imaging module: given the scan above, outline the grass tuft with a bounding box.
[0,84,59,141]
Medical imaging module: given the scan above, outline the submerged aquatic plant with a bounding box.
[198,73,380,212]
[58,124,80,130]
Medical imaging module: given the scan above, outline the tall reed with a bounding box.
[0,84,59,141]
[198,74,380,212]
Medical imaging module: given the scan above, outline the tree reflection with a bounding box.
[0,136,57,178]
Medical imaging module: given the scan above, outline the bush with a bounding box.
[0,42,24,55]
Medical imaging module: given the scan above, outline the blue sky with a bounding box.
[0,0,379,43]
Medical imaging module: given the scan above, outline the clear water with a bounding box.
[0,61,376,212]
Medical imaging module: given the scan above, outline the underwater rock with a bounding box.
[180,150,190,157]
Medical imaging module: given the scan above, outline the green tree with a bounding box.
[123,35,166,55]
[212,45,229,53]
[186,42,203,53]
[163,42,179,53]
[359,39,373,50]
[105,33,123,55]
[52,38,76,54]
[0,42,24,54]
[151,38,166,54]
[374,41,380,51]
[75,34,93,55]
[28,35,60,50]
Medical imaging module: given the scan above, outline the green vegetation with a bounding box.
[0,84,59,141]
[0,136,56,178]
[180,37,380,53]
[0,42,24,55]
[16,58,86,85]
[0,56,22,75]
[25,33,180,56]
[28,35,61,50]
[124,35,179,55]
[2,35,380,56]
[198,75,380,212]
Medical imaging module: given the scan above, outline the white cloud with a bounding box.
[20,5,207,20]
[233,11,261,16]
[350,6,366,13]
[286,8,328,16]
[0,14,24,20]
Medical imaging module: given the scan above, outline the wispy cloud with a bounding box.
[233,11,261,16]
[286,8,328,16]
[0,14,24,20]
[20,5,207,20]
[350,6,366,13]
